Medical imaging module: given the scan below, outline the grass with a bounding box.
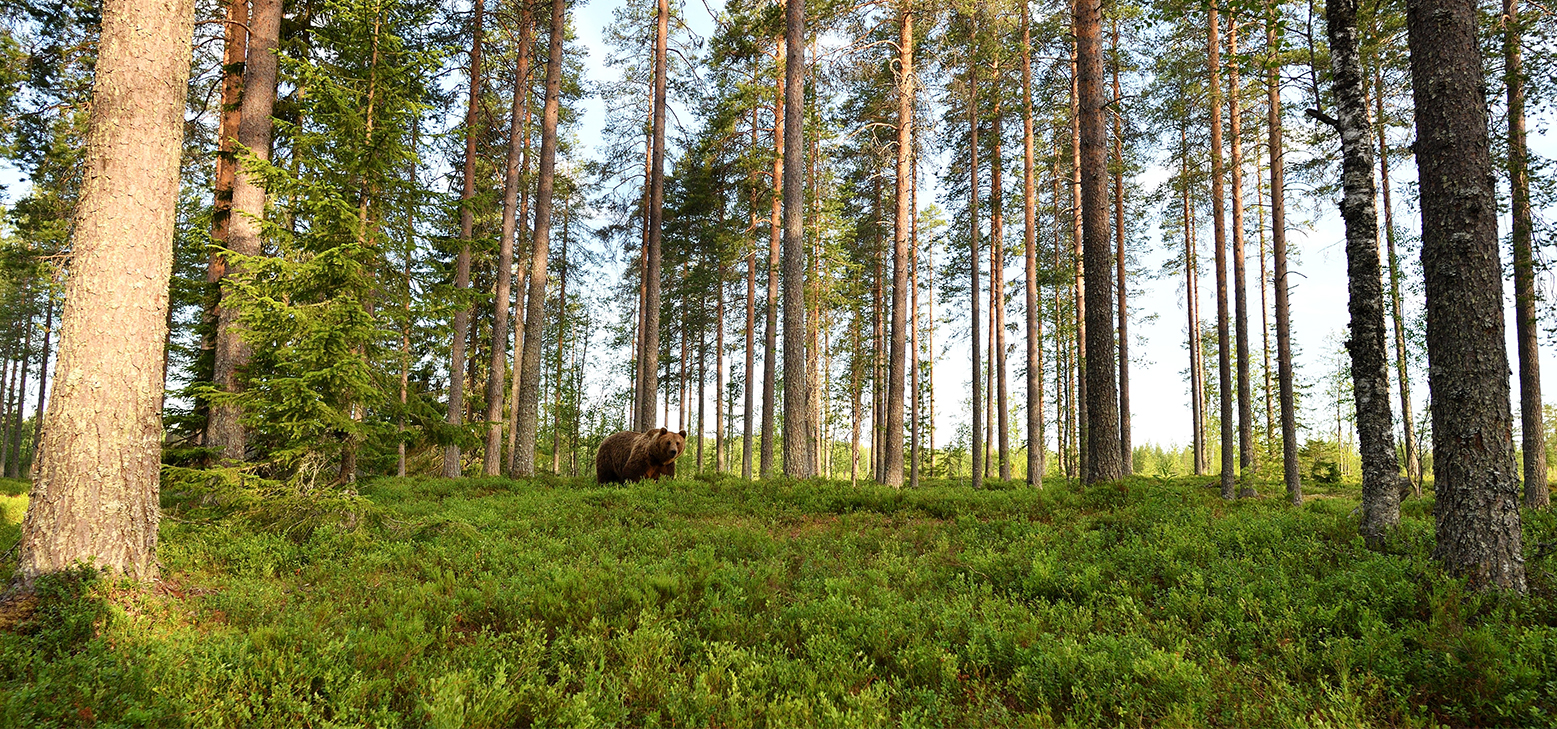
[1,472,1555,727]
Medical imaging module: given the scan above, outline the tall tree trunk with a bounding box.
[27,295,52,474]
[443,0,484,478]
[0,331,17,478]
[508,97,535,477]
[1111,20,1130,474]
[782,0,813,477]
[1208,5,1234,499]
[992,84,1011,483]
[1504,0,1547,506]
[635,0,669,431]
[8,306,33,478]
[1377,72,1419,495]
[1069,25,1088,480]
[968,39,984,489]
[1269,0,1301,503]
[513,0,565,477]
[910,154,922,488]
[1256,138,1273,461]
[1184,123,1206,476]
[208,0,281,461]
[1328,0,1401,544]
[552,202,569,474]
[15,0,192,584]
[761,48,783,478]
[1022,0,1045,486]
[745,218,757,480]
[1228,23,1256,496]
[1408,0,1525,589]
[716,265,726,473]
[883,5,913,487]
[200,0,247,440]
[485,4,531,476]
[1077,0,1121,483]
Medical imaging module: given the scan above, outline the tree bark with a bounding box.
[200,0,247,439]
[883,5,913,487]
[1376,72,1419,495]
[1208,6,1234,499]
[1268,0,1301,504]
[513,0,565,477]
[27,295,52,474]
[1328,0,1401,544]
[443,0,484,478]
[1184,123,1206,476]
[781,0,813,477]
[1407,0,1525,590]
[8,304,32,478]
[636,0,669,431]
[1022,0,1045,487]
[991,82,1011,483]
[485,3,531,477]
[1504,0,1547,507]
[209,0,281,461]
[15,0,192,585]
[1111,19,1130,474]
[761,46,783,478]
[1069,23,1088,481]
[507,96,534,477]
[1228,23,1256,496]
[1077,0,1121,483]
[968,38,983,489]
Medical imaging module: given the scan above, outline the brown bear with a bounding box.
[595,427,686,484]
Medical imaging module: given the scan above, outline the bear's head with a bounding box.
[648,427,687,463]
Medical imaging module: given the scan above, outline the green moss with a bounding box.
[1,475,1552,727]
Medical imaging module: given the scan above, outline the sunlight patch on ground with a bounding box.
[0,494,24,525]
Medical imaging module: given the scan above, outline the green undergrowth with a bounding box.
[2,474,1555,727]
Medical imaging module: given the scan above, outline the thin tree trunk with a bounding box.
[513,0,565,478]
[15,0,193,584]
[1111,19,1130,474]
[992,84,1011,483]
[1408,0,1525,589]
[552,202,569,474]
[716,265,726,473]
[1376,74,1418,495]
[8,304,33,478]
[1328,0,1401,544]
[1209,6,1235,499]
[1069,25,1088,481]
[883,4,913,487]
[761,47,783,477]
[507,95,534,477]
[1022,0,1044,486]
[1183,123,1206,476]
[1256,134,1273,461]
[745,214,757,480]
[1228,22,1256,496]
[910,170,922,488]
[485,4,531,476]
[1269,0,1301,503]
[968,37,983,489]
[208,0,281,461]
[200,0,247,441]
[1504,0,1547,506]
[443,0,484,478]
[28,295,51,474]
[0,331,17,478]
[782,0,813,477]
[635,0,669,431]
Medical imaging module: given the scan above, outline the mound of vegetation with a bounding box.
[2,475,1555,727]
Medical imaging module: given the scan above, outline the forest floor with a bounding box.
[1,472,1555,727]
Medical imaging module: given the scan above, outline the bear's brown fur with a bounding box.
[595,427,686,484]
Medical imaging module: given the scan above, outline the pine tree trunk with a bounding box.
[1504,0,1547,506]
[552,205,568,475]
[635,0,669,431]
[761,50,782,478]
[1228,24,1256,496]
[968,42,984,490]
[1408,0,1525,590]
[443,0,484,478]
[1076,0,1121,484]
[513,0,565,478]
[1022,0,1045,486]
[781,0,813,477]
[745,229,757,479]
[507,98,534,477]
[8,307,33,478]
[992,88,1011,483]
[1376,74,1419,495]
[883,5,913,487]
[910,165,922,488]
[1208,7,1235,500]
[485,5,531,477]
[1069,25,1088,481]
[27,295,51,474]
[1184,124,1206,476]
[1111,20,1130,475]
[1328,0,1401,544]
[15,0,192,584]
[200,0,247,440]
[716,265,726,473]
[209,0,281,461]
[1269,0,1301,504]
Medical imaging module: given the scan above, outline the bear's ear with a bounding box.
[678,430,686,438]
[658,427,668,435]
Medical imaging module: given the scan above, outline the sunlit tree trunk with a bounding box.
[1022,0,1045,487]
[1375,74,1418,495]
[761,45,783,478]
[968,37,984,489]
[15,0,193,584]
[1269,0,1300,503]
[209,0,282,461]
[1408,0,1525,589]
[1111,19,1130,475]
[1328,0,1401,543]
[486,5,531,476]
[1228,22,1256,496]
[513,0,566,477]
[1076,0,1121,483]
[1504,0,1547,507]
[883,4,913,486]
[782,0,813,477]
